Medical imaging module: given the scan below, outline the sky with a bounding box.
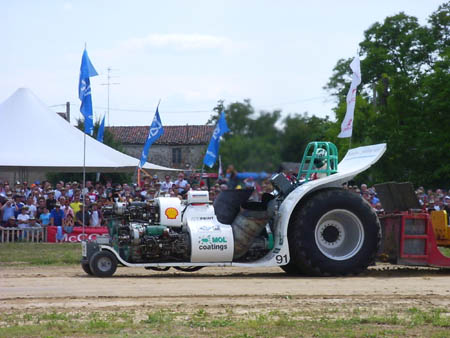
[0,0,445,127]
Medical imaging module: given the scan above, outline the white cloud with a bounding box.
[63,2,73,11]
[121,33,236,52]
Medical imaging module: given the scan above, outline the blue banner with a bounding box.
[97,114,105,143]
[139,104,164,168]
[203,111,229,168]
[78,49,98,135]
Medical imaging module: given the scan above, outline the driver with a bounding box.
[311,148,328,180]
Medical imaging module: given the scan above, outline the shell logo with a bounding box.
[165,207,179,220]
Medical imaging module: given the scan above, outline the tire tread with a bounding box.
[287,188,381,276]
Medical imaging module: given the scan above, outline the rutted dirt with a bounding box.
[1,264,450,315]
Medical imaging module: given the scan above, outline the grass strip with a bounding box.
[0,243,81,266]
[0,307,449,337]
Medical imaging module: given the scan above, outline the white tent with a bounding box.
[0,88,175,172]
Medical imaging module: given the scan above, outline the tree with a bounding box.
[280,113,333,163]
[208,100,282,172]
[207,100,333,173]
[326,3,450,187]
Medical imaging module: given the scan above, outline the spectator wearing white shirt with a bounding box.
[65,183,74,199]
[174,173,188,194]
[54,183,63,200]
[90,203,103,227]
[17,206,30,229]
[160,175,174,194]
[25,197,37,218]
[0,181,5,197]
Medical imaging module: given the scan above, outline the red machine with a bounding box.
[376,182,450,268]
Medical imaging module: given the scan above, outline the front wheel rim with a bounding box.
[97,256,112,272]
[314,209,364,261]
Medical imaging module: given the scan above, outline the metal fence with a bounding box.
[0,227,47,243]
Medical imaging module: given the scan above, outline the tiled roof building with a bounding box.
[107,125,214,145]
[106,125,214,170]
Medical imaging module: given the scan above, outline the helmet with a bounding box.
[313,148,327,167]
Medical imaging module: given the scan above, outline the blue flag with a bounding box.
[139,104,164,168]
[78,48,98,135]
[97,114,106,143]
[203,111,229,168]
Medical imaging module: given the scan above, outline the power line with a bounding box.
[49,95,330,114]
[263,96,327,108]
[94,106,212,114]
[49,103,212,114]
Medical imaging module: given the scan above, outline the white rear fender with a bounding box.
[278,143,387,248]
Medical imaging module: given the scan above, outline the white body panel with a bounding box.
[182,204,216,226]
[187,190,210,204]
[101,244,232,268]
[188,218,234,262]
[157,197,183,227]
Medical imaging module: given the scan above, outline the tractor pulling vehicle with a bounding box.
[81,142,388,277]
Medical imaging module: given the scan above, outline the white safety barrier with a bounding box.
[0,227,47,243]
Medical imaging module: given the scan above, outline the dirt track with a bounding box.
[1,265,450,315]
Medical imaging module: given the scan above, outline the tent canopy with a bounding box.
[0,88,177,173]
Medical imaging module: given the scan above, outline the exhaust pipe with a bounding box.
[232,203,269,259]
[213,190,273,259]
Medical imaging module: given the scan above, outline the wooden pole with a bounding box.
[137,168,141,187]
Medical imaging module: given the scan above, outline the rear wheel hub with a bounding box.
[314,209,364,261]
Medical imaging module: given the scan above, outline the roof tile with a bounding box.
[106,125,215,145]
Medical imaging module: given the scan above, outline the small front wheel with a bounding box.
[81,261,93,275]
[173,266,204,272]
[89,251,118,277]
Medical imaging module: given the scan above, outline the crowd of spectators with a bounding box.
[341,183,450,215]
[0,171,268,231]
[343,183,384,213]
[0,171,449,233]
[414,186,450,213]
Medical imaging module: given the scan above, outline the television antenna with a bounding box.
[100,67,120,126]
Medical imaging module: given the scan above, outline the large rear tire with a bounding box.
[89,251,118,277]
[280,261,303,275]
[287,189,381,276]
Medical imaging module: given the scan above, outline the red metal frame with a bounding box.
[399,212,450,267]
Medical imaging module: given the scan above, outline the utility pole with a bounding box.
[100,67,120,126]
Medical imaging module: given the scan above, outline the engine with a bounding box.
[103,199,191,263]
[102,190,275,264]
[115,222,190,263]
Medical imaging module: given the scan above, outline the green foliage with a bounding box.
[207,100,332,173]
[208,99,281,172]
[280,113,333,163]
[46,118,133,184]
[210,4,449,186]
[326,3,450,187]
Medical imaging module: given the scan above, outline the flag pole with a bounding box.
[82,42,87,236]
[79,44,98,236]
[82,131,86,236]
[137,168,141,188]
